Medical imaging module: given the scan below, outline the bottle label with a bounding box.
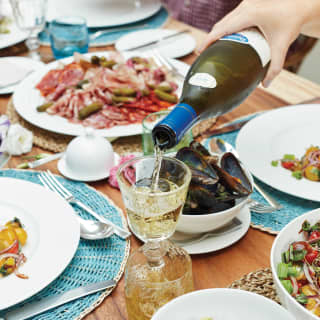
[188,72,217,88]
[221,28,271,67]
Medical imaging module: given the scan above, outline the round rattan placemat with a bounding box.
[229,268,280,304]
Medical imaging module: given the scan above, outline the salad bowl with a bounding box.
[271,208,320,320]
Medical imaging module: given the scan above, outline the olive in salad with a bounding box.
[277,220,320,316]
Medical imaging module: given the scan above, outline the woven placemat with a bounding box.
[229,268,280,304]
[0,169,130,320]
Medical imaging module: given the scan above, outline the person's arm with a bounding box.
[199,0,320,87]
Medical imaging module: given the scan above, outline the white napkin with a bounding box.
[0,60,33,87]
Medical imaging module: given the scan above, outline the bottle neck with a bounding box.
[152,102,198,150]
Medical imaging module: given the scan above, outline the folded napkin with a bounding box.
[203,114,320,234]
[0,60,32,87]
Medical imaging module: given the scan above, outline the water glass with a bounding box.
[10,0,47,60]
[142,111,193,155]
[49,16,88,60]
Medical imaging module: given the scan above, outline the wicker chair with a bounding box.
[284,35,318,73]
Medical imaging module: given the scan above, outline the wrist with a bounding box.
[300,0,320,37]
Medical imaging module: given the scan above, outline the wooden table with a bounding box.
[1,17,320,320]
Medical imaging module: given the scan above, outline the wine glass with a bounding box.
[117,155,193,320]
[9,0,47,60]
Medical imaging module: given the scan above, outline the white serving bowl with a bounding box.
[271,208,320,320]
[176,164,253,234]
[58,128,115,181]
[151,288,295,320]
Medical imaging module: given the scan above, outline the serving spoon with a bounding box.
[78,216,114,240]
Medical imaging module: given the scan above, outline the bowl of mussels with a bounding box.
[175,141,253,234]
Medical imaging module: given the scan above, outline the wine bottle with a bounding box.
[152,28,271,150]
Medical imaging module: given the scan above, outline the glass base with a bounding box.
[125,240,193,320]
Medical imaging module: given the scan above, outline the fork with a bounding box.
[39,170,131,239]
[247,199,278,213]
[151,49,186,79]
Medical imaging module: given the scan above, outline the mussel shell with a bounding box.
[220,152,253,194]
[175,147,219,181]
[190,141,219,166]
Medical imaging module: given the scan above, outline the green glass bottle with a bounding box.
[152,28,271,150]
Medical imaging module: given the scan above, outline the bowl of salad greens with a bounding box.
[151,288,295,320]
[271,208,320,320]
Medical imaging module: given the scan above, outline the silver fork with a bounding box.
[151,49,186,79]
[39,170,131,239]
[247,199,278,213]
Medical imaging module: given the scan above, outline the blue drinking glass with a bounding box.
[49,16,89,60]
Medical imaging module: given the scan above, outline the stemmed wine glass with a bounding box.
[117,155,193,320]
[9,0,47,60]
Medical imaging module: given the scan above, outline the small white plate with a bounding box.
[236,104,320,202]
[129,206,250,255]
[0,57,44,95]
[0,177,80,309]
[57,153,120,182]
[115,29,196,58]
[47,0,161,28]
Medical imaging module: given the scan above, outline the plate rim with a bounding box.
[12,50,188,138]
[0,177,80,310]
[46,0,162,28]
[236,104,320,202]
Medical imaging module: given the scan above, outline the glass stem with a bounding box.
[144,240,165,268]
[26,30,40,60]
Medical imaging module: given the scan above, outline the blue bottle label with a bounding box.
[157,103,197,142]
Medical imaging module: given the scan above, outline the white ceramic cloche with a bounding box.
[57,128,116,181]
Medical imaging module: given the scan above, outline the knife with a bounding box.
[0,279,116,320]
[21,152,64,169]
[124,29,190,51]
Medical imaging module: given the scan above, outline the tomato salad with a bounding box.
[277,220,320,316]
[272,146,320,182]
[0,218,28,279]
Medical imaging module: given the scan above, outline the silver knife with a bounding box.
[0,279,116,320]
[25,152,64,169]
[125,29,190,51]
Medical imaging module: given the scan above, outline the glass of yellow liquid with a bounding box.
[117,156,193,320]
[142,111,193,155]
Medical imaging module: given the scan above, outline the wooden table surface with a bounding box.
[1,17,320,320]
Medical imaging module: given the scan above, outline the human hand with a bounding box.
[199,0,315,87]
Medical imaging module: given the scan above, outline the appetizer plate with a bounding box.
[13,51,188,138]
[129,206,250,255]
[0,57,44,95]
[236,104,320,202]
[152,288,295,320]
[115,29,196,59]
[47,0,161,28]
[0,177,80,310]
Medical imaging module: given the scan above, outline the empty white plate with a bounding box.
[115,29,196,58]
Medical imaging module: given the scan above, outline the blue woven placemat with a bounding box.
[0,169,130,320]
[203,114,320,235]
[39,7,168,47]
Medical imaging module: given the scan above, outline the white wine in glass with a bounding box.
[10,0,47,60]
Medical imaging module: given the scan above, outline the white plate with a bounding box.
[0,177,80,310]
[0,23,27,50]
[47,0,161,28]
[57,153,120,182]
[129,206,250,255]
[115,29,196,59]
[0,57,44,95]
[152,288,295,320]
[13,51,188,138]
[236,104,320,202]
